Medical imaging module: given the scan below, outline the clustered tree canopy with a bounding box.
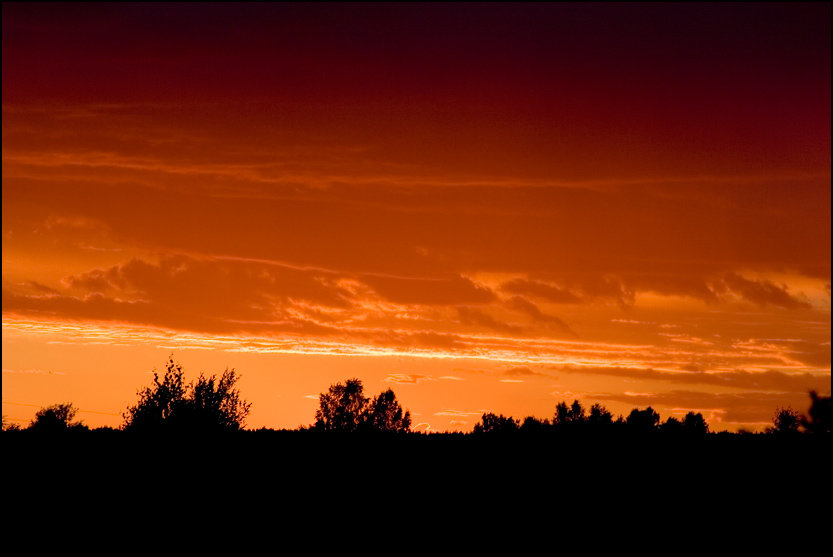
[475,400,711,437]
[314,378,411,433]
[473,413,518,434]
[122,356,251,433]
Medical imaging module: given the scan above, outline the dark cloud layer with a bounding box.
[557,365,830,394]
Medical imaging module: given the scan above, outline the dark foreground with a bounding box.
[6,429,830,499]
[4,430,831,550]
[4,431,828,552]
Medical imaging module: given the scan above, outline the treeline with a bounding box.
[3,356,831,439]
[470,393,831,438]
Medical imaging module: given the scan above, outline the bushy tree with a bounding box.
[182,370,252,431]
[569,400,585,422]
[29,403,85,432]
[473,412,518,434]
[123,356,251,432]
[520,416,549,433]
[554,399,586,426]
[802,391,831,436]
[554,401,570,425]
[768,406,801,436]
[2,415,23,432]
[123,357,187,431]
[314,378,411,433]
[682,412,709,436]
[365,388,412,433]
[626,407,660,432]
[661,416,683,435]
[588,403,613,427]
[314,378,369,432]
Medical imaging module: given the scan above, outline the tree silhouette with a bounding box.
[2,415,22,432]
[587,403,613,427]
[661,416,683,435]
[554,399,586,427]
[314,378,411,433]
[801,391,831,436]
[682,412,709,437]
[520,416,549,433]
[569,400,585,422]
[365,388,411,433]
[123,356,251,432]
[315,378,369,432]
[180,370,252,432]
[123,357,187,431]
[626,407,660,433]
[29,403,85,432]
[768,406,801,436]
[473,412,518,434]
[554,401,570,425]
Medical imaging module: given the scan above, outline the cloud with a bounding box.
[361,274,495,306]
[720,273,811,309]
[434,409,484,417]
[43,215,109,232]
[555,365,831,393]
[500,279,582,303]
[570,276,635,307]
[2,368,65,376]
[503,366,545,377]
[59,254,356,319]
[456,306,523,334]
[25,281,60,295]
[626,274,721,304]
[503,296,574,334]
[3,256,349,335]
[384,374,435,384]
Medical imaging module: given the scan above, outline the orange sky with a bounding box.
[3,3,830,432]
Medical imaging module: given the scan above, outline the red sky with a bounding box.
[3,3,830,431]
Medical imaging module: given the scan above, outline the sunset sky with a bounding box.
[3,3,830,432]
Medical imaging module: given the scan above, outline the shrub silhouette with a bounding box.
[123,356,251,433]
[314,378,411,433]
[29,403,86,432]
